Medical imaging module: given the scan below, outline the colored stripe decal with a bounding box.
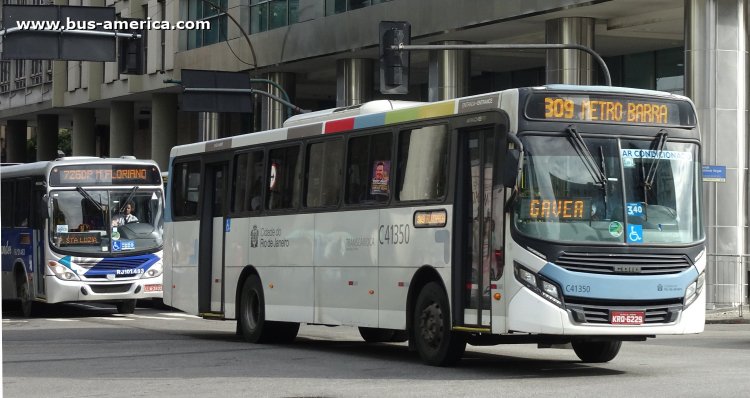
[325,118,355,134]
[385,101,455,124]
[354,113,386,129]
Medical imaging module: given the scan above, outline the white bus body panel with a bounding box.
[169,220,200,315]
[248,214,315,323]
[314,210,379,326]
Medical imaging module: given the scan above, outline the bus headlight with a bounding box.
[684,272,705,307]
[141,261,163,279]
[514,262,563,307]
[48,261,80,281]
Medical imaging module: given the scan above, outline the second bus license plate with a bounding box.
[610,311,644,325]
[144,284,163,292]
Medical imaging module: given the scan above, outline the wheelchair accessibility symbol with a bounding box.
[112,240,122,251]
[627,224,643,243]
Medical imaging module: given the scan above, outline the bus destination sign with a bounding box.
[50,165,161,186]
[58,232,102,246]
[519,198,592,221]
[525,93,695,126]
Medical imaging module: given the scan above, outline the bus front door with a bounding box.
[198,162,228,315]
[456,128,496,328]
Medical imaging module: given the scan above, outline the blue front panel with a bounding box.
[58,253,159,279]
[539,262,698,301]
[1,227,35,274]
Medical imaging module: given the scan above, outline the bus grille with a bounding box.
[88,283,133,294]
[555,252,692,275]
[565,300,683,324]
[77,257,154,279]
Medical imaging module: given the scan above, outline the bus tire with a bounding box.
[358,327,395,343]
[16,273,33,318]
[413,282,466,366]
[116,300,137,314]
[572,340,622,363]
[239,275,272,343]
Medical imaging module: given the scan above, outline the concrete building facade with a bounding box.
[1,0,748,306]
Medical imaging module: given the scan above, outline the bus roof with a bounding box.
[0,157,160,180]
[169,85,696,159]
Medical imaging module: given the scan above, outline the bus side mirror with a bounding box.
[41,194,50,220]
[503,147,521,188]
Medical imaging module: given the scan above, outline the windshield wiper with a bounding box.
[118,186,139,213]
[76,186,105,213]
[640,130,669,207]
[566,125,606,189]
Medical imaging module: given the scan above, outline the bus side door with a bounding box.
[199,160,229,315]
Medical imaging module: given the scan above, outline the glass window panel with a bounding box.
[346,133,392,205]
[270,0,288,29]
[397,125,449,201]
[267,146,301,210]
[624,52,655,90]
[348,0,369,10]
[250,4,268,33]
[306,140,344,207]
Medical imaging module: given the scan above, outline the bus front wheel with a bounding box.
[116,300,136,314]
[16,274,33,318]
[572,340,622,363]
[413,282,466,366]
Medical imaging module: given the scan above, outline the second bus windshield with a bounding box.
[514,134,702,245]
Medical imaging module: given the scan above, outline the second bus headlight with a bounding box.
[141,260,163,279]
[514,262,563,307]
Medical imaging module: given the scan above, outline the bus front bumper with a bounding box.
[43,275,163,303]
[506,285,706,336]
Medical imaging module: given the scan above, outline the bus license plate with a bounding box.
[610,311,644,325]
[145,284,163,292]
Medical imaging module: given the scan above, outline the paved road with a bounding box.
[2,302,750,397]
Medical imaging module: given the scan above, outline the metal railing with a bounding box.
[706,254,749,317]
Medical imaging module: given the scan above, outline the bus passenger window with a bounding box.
[173,160,201,217]
[232,151,264,213]
[346,132,392,204]
[397,125,449,201]
[306,139,343,208]
[266,146,301,210]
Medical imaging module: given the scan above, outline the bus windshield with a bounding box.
[513,134,702,245]
[50,188,164,254]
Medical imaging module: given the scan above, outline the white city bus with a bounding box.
[1,157,165,316]
[164,85,705,366]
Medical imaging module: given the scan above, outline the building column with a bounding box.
[5,120,28,163]
[36,114,59,161]
[261,72,296,130]
[545,17,596,85]
[198,112,220,141]
[336,58,373,107]
[151,94,178,170]
[71,109,96,156]
[428,41,470,102]
[110,102,135,157]
[686,0,748,307]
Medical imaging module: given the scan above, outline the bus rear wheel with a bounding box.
[116,300,137,314]
[239,275,299,343]
[413,282,466,366]
[572,340,622,363]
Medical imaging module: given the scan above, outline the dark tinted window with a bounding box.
[232,151,265,213]
[345,132,392,204]
[14,179,31,227]
[172,160,201,217]
[267,145,301,210]
[306,140,344,208]
[1,181,12,227]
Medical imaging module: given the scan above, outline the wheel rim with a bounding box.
[419,301,443,349]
